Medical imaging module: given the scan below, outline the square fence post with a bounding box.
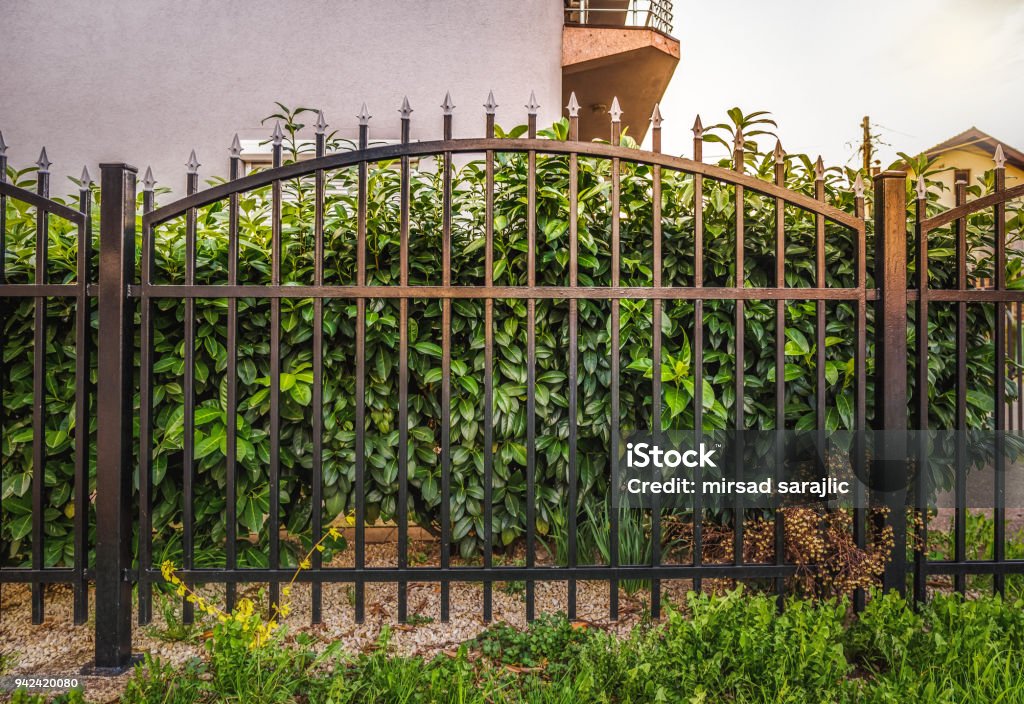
[93,163,137,671]
[872,170,909,594]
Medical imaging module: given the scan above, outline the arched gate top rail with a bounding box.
[0,180,86,225]
[143,137,865,232]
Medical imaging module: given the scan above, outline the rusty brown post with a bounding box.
[872,170,908,594]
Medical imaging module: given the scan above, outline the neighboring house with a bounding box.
[900,127,1024,206]
[0,0,678,185]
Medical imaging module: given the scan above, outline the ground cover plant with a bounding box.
[2,104,1022,580]
[54,589,1017,703]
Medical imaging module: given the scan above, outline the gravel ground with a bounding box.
[0,541,694,703]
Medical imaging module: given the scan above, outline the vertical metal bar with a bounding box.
[0,139,5,611]
[182,157,198,623]
[814,160,827,487]
[773,145,786,607]
[994,154,1007,596]
[812,160,827,609]
[692,116,704,595]
[355,110,369,623]
[138,172,155,625]
[31,156,50,624]
[525,101,538,623]
[398,101,411,622]
[310,120,325,623]
[269,130,283,611]
[94,162,137,669]
[482,95,495,622]
[733,132,746,596]
[226,141,241,613]
[609,101,622,618]
[953,170,968,594]
[1018,300,1023,432]
[853,176,867,612]
[1018,300,1023,433]
[439,98,452,622]
[566,95,580,620]
[872,171,909,595]
[649,107,663,617]
[913,180,928,604]
[73,175,92,625]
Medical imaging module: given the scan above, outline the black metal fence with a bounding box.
[1,94,1023,671]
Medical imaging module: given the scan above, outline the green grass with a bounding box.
[0,649,16,676]
[105,589,1024,704]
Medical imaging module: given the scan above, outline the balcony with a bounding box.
[564,0,673,34]
[562,1,679,143]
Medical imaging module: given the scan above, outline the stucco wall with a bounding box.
[0,0,563,191]
[907,146,1024,207]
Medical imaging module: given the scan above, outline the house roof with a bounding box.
[906,127,1024,171]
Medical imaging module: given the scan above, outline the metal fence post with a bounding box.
[872,170,909,594]
[93,163,137,670]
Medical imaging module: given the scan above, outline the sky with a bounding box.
[653,0,1024,169]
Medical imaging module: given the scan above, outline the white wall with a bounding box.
[0,0,563,192]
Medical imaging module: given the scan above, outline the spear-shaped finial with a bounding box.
[853,173,865,199]
[484,90,498,115]
[79,165,92,190]
[609,96,622,123]
[734,127,744,152]
[36,147,51,173]
[357,103,372,125]
[0,130,8,156]
[692,115,704,138]
[271,121,284,146]
[142,166,157,191]
[315,110,328,134]
[525,90,540,115]
[813,156,825,181]
[915,175,927,201]
[229,133,242,158]
[399,96,413,119]
[994,143,1006,169]
[650,103,663,128]
[567,92,580,118]
[186,150,200,174]
[773,139,785,162]
[441,92,455,115]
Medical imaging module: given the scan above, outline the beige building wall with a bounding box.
[907,145,1024,207]
[0,0,564,191]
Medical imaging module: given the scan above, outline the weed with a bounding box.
[0,649,17,676]
[144,592,207,645]
[405,613,434,626]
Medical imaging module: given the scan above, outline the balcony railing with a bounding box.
[564,0,673,35]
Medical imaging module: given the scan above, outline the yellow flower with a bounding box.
[316,544,325,553]
[282,586,292,597]
[328,527,342,540]
[300,559,311,570]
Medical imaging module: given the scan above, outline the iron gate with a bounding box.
[1,94,1023,670]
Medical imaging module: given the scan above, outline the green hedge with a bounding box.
[1,108,1018,567]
